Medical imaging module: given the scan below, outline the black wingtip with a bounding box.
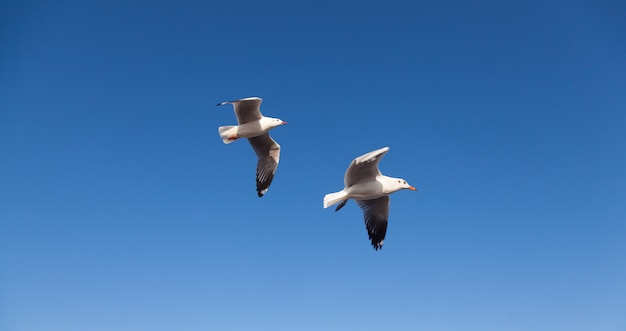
[369,236,385,250]
[335,200,348,212]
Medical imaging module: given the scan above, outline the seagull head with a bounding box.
[270,117,287,127]
[395,178,417,191]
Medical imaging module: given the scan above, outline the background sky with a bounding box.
[1,1,625,330]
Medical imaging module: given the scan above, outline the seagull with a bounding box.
[216,97,287,197]
[323,147,416,250]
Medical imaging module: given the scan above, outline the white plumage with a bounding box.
[216,97,287,197]
[324,147,416,250]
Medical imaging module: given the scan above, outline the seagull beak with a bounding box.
[282,121,288,125]
[408,186,417,191]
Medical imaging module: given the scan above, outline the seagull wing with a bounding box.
[356,196,389,250]
[217,97,263,124]
[248,133,281,197]
[344,147,389,187]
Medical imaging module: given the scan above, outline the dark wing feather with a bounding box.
[248,133,280,197]
[356,196,390,250]
[335,199,348,211]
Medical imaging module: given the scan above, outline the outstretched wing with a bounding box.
[217,97,263,124]
[356,196,389,250]
[344,147,389,187]
[248,133,281,197]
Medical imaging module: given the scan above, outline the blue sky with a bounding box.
[1,0,625,330]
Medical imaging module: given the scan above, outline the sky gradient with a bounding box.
[2,1,625,330]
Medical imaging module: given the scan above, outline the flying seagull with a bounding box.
[216,97,287,197]
[323,147,416,250]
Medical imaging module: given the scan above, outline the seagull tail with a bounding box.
[218,126,237,144]
[323,191,348,209]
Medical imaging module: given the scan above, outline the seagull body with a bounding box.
[218,116,286,144]
[216,97,287,197]
[323,147,416,250]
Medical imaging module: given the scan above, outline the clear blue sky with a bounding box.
[2,1,625,330]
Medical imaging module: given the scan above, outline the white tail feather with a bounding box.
[323,191,348,208]
[218,126,237,144]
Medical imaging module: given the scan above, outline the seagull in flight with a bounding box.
[323,147,416,250]
[216,97,287,197]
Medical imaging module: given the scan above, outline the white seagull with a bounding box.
[216,97,287,197]
[323,147,416,250]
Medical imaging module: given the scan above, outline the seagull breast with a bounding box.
[345,180,386,200]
